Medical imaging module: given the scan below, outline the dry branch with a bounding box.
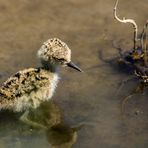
[141,20,148,65]
[141,20,148,49]
[113,0,138,50]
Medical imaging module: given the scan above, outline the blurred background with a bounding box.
[0,0,148,148]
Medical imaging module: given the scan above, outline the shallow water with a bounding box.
[0,0,148,148]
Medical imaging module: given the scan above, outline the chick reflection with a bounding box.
[28,100,62,128]
[47,123,80,148]
[28,101,81,148]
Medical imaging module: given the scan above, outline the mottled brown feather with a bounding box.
[0,68,52,103]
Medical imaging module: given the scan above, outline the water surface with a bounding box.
[0,0,148,148]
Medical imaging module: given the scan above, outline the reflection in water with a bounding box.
[0,100,82,148]
[29,101,62,128]
[47,124,80,148]
[26,100,82,148]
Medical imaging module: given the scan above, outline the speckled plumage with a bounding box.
[38,38,71,65]
[0,68,59,112]
[0,38,74,112]
[0,38,82,112]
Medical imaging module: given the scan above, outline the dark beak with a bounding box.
[67,62,83,72]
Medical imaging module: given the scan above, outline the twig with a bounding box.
[113,0,138,50]
[141,20,148,39]
[141,20,148,66]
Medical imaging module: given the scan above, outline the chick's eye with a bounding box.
[58,58,65,61]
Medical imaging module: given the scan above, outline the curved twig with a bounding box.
[113,0,138,50]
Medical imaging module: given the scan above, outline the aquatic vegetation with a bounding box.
[114,0,148,83]
[113,0,148,111]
